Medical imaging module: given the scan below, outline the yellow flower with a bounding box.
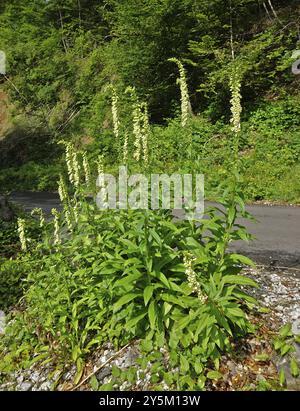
[17,218,27,251]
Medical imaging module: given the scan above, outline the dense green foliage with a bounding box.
[0,0,300,202]
[0,150,260,390]
[0,202,42,309]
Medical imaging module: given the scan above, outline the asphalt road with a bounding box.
[9,191,300,267]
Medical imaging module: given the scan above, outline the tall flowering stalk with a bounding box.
[126,86,150,165]
[168,58,190,127]
[132,102,143,162]
[82,151,91,186]
[31,208,45,228]
[64,142,81,188]
[97,154,104,178]
[57,175,73,231]
[96,154,107,208]
[65,142,75,185]
[140,102,149,165]
[58,175,68,203]
[229,69,242,163]
[123,132,128,163]
[111,85,120,141]
[183,253,207,304]
[229,71,242,135]
[17,218,27,252]
[72,150,80,188]
[51,208,61,245]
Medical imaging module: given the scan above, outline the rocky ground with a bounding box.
[0,265,299,391]
[243,266,300,332]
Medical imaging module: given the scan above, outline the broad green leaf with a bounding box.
[148,301,157,329]
[174,311,197,331]
[113,271,142,288]
[225,306,245,318]
[222,275,258,288]
[290,358,299,378]
[90,375,99,391]
[280,344,293,356]
[279,368,286,386]
[143,285,154,306]
[113,292,140,312]
[155,271,170,288]
[126,311,147,329]
[207,370,223,380]
[161,293,186,308]
[229,254,255,267]
[180,354,190,373]
[279,323,292,338]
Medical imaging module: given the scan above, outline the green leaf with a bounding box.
[113,271,142,288]
[280,344,293,356]
[90,375,99,391]
[225,306,245,318]
[180,354,190,373]
[279,368,286,386]
[74,358,84,385]
[143,285,154,306]
[125,311,147,329]
[222,275,258,288]
[175,310,198,331]
[149,228,162,245]
[148,301,157,329]
[207,370,223,380]
[290,358,299,378]
[156,271,170,288]
[140,339,153,352]
[254,353,270,362]
[194,360,203,375]
[113,292,140,312]
[279,323,292,338]
[161,293,186,308]
[229,254,255,267]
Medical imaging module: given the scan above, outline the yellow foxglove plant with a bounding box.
[57,175,74,231]
[17,218,27,252]
[65,142,75,185]
[82,151,91,186]
[58,174,68,204]
[168,58,190,127]
[123,131,128,163]
[132,103,142,161]
[31,207,45,228]
[96,154,108,209]
[183,252,207,304]
[126,86,150,164]
[229,70,242,135]
[51,208,61,245]
[111,85,120,141]
[140,102,150,165]
[72,150,80,188]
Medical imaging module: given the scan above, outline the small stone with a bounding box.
[39,381,52,391]
[96,367,111,381]
[256,375,266,382]
[31,371,41,383]
[16,375,24,385]
[19,382,33,391]
[292,319,300,335]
